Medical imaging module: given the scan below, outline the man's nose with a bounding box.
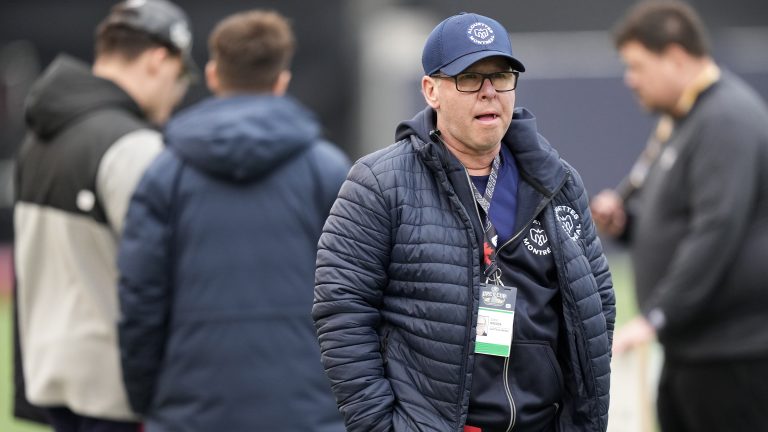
[479,77,497,97]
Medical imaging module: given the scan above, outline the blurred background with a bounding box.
[1,0,766,431]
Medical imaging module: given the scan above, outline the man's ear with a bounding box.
[144,46,171,75]
[205,60,220,94]
[272,70,291,96]
[663,43,690,69]
[422,75,440,109]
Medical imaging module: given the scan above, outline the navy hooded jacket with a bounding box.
[118,95,348,432]
[313,107,614,431]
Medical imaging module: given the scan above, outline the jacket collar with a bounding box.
[400,106,568,197]
[502,108,567,198]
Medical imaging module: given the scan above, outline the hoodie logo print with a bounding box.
[76,190,95,212]
[523,219,551,256]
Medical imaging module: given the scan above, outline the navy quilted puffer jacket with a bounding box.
[313,107,614,432]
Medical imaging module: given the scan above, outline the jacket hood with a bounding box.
[503,108,566,195]
[25,54,144,140]
[165,95,320,182]
[395,106,437,144]
[396,106,566,194]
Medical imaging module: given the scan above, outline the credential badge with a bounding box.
[481,285,507,307]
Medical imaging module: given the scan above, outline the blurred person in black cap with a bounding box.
[591,1,768,430]
[116,9,348,432]
[13,0,195,430]
[313,11,615,432]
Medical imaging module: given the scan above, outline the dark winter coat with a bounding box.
[118,95,349,432]
[314,107,614,431]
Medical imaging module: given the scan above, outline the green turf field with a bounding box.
[0,295,50,432]
[607,251,639,328]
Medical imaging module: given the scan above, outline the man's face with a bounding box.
[147,54,188,124]
[425,56,515,157]
[619,41,681,113]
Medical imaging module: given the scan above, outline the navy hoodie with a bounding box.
[118,95,349,432]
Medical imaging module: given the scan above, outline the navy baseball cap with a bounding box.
[422,12,525,76]
[100,0,198,78]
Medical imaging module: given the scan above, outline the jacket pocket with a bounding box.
[506,341,565,429]
[393,407,424,431]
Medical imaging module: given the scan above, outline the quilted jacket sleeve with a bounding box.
[572,166,616,347]
[313,161,395,432]
[584,210,615,348]
[117,150,179,415]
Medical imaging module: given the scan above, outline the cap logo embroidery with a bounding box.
[467,22,494,45]
[170,22,191,50]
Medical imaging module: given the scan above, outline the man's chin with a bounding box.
[635,97,666,115]
[638,101,660,115]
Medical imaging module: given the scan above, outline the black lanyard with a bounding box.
[468,154,503,283]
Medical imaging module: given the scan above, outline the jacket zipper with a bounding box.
[464,169,571,432]
[464,169,519,431]
[503,356,517,432]
[462,169,518,431]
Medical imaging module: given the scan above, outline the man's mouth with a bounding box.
[475,114,499,121]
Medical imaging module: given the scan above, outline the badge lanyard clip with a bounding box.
[469,154,503,282]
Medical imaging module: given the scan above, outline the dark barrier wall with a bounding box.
[1,0,766,204]
[0,0,357,156]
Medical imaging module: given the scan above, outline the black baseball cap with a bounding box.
[100,0,198,79]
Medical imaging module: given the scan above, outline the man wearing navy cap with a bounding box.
[314,12,614,432]
[14,1,194,430]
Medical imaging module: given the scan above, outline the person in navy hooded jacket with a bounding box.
[314,12,614,432]
[117,10,348,432]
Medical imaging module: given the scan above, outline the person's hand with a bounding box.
[590,189,627,238]
[612,316,656,356]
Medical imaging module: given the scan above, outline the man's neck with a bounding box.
[441,139,500,176]
[465,160,495,176]
[93,59,144,110]
[669,58,719,118]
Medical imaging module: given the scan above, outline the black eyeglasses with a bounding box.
[431,71,519,93]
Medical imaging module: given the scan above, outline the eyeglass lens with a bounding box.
[456,72,517,92]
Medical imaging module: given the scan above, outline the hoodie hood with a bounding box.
[395,106,566,194]
[165,95,320,182]
[25,54,144,140]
